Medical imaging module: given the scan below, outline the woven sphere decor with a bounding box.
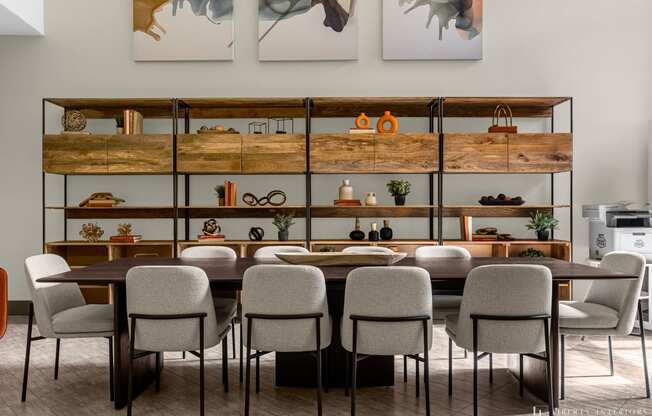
[61,110,87,132]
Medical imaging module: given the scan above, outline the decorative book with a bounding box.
[334,199,362,206]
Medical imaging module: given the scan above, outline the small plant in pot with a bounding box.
[386,180,411,206]
[526,211,559,241]
[115,115,124,134]
[214,185,225,206]
[273,213,295,241]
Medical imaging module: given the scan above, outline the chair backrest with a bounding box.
[180,246,237,259]
[254,245,309,260]
[342,246,395,255]
[456,265,552,354]
[242,265,330,352]
[126,266,221,352]
[24,254,84,338]
[415,245,471,259]
[585,251,647,335]
[341,267,432,356]
[0,268,7,338]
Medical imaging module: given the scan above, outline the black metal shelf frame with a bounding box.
[42,97,574,258]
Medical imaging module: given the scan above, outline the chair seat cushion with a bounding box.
[445,313,459,340]
[52,304,113,336]
[559,301,619,330]
[214,297,237,321]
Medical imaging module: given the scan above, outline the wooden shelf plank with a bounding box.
[310,205,436,218]
[442,205,570,218]
[442,97,571,118]
[311,97,434,118]
[60,207,175,219]
[179,97,306,119]
[53,206,307,219]
[186,206,306,218]
[45,98,174,119]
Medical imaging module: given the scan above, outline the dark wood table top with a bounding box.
[38,257,636,287]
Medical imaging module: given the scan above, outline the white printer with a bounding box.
[583,203,652,261]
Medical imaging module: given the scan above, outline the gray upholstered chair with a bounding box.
[253,245,309,261]
[341,266,433,416]
[560,251,649,399]
[126,266,231,416]
[180,246,239,372]
[22,254,114,402]
[342,246,395,254]
[446,265,554,416]
[242,265,331,416]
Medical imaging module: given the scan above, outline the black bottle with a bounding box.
[368,222,380,242]
[349,217,365,241]
[380,220,393,241]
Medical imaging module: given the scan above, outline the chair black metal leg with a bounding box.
[315,317,323,416]
[448,337,453,397]
[54,338,60,380]
[21,303,34,402]
[199,316,205,416]
[239,315,244,384]
[255,350,260,394]
[108,337,114,402]
[422,320,431,416]
[182,351,186,359]
[489,353,493,384]
[403,355,407,383]
[464,349,467,359]
[472,319,478,416]
[244,317,253,416]
[222,333,229,393]
[639,300,650,399]
[345,351,350,397]
[608,336,614,376]
[544,319,554,416]
[415,353,420,398]
[519,354,523,397]
[155,352,161,392]
[351,320,358,416]
[323,348,329,393]
[561,334,565,400]
[127,317,136,416]
[231,318,236,359]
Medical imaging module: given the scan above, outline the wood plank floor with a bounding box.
[1,317,650,415]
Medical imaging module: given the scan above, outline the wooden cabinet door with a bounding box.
[107,134,172,174]
[374,133,438,172]
[310,133,374,173]
[43,134,108,174]
[444,133,508,172]
[243,134,305,173]
[508,133,572,172]
[177,134,242,173]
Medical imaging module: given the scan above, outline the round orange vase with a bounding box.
[376,111,398,134]
[355,113,370,129]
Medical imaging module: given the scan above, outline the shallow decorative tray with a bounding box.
[275,252,407,266]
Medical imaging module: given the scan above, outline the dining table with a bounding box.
[38,256,637,410]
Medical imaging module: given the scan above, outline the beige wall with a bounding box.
[0,0,650,300]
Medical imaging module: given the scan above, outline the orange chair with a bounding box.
[0,268,7,339]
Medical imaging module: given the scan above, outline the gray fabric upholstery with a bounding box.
[126,266,230,352]
[254,245,309,260]
[559,301,619,329]
[342,246,395,254]
[415,246,471,259]
[242,265,331,352]
[415,246,470,322]
[341,267,433,356]
[448,265,552,354]
[560,251,646,337]
[180,246,237,259]
[52,304,114,336]
[25,254,88,338]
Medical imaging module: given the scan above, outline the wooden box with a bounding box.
[310,133,374,173]
[242,134,305,173]
[107,134,172,174]
[508,133,572,173]
[444,133,509,172]
[374,133,438,172]
[43,134,108,174]
[178,134,242,173]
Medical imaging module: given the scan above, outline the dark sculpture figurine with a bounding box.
[249,227,264,241]
[242,190,287,207]
[380,220,393,241]
[349,217,365,241]
[201,219,222,237]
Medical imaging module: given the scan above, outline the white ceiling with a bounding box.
[0,0,43,35]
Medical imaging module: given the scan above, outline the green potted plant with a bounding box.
[273,214,295,241]
[386,179,411,206]
[115,115,124,134]
[526,211,559,241]
[214,185,225,206]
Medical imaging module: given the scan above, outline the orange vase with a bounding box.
[355,113,370,129]
[376,111,398,134]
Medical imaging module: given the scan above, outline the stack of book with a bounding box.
[198,234,226,242]
[334,199,362,206]
[224,181,237,206]
[123,109,143,134]
[349,128,376,134]
[109,235,142,244]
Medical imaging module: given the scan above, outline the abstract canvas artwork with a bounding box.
[133,0,234,61]
[258,0,358,61]
[383,0,483,60]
